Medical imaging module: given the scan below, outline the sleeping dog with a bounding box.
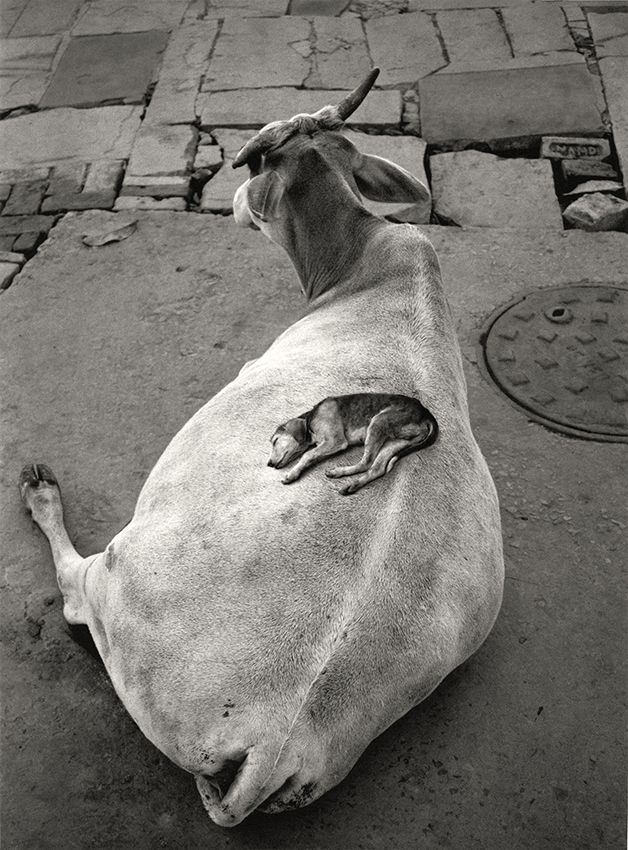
[268,393,438,495]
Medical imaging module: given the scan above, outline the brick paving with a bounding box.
[0,0,626,280]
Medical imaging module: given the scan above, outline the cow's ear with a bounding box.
[247,171,285,221]
[353,153,429,204]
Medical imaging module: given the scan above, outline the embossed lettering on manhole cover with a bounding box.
[483,285,627,441]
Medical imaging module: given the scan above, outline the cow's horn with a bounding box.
[334,68,380,121]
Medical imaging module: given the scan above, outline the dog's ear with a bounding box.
[247,171,285,221]
[285,417,308,444]
[353,153,429,205]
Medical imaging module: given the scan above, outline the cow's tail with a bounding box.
[195,742,299,827]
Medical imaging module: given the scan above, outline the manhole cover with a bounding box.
[482,285,627,442]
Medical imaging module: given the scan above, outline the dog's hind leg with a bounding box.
[336,439,408,495]
[325,411,392,479]
[19,463,98,624]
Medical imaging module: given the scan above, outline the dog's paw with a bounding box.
[281,474,295,485]
[337,482,357,496]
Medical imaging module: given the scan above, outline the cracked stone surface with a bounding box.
[0,34,61,110]
[203,0,289,16]
[203,17,311,90]
[10,0,83,36]
[0,0,29,36]
[126,124,197,179]
[430,150,563,229]
[42,160,123,212]
[40,31,169,109]
[588,11,628,60]
[198,87,401,128]
[143,19,219,126]
[72,0,188,35]
[199,129,250,212]
[345,131,431,223]
[365,12,446,85]
[420,64,605,143]
[598,57,628,191]
[0,106,142,169]
[308,16,371,88]
[436,9,512,65]
[501,5,576,58]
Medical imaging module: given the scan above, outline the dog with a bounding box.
[268,393,438,495]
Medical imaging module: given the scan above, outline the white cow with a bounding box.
[20,70,504,827]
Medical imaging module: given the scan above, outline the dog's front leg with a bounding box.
[281,441,347,485]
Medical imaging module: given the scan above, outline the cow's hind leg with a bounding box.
[19,463,93,624]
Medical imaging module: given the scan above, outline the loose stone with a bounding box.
[563,193,628,232]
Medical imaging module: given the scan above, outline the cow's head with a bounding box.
[232,69,429,259]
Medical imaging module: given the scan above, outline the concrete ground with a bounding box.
[1,213,626,849]
[1,1,627,848]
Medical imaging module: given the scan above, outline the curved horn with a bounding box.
[335,67,380,121]
[232,135,266,169]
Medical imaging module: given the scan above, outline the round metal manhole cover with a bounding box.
[482,285,628,442]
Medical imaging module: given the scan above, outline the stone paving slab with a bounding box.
[436,9,511,65]
[0,0,28,36]
[142,19,219,126]
[42,160,123,212]
[588,11,628,59]
[502,4,576,56]
[120,175,190,197]
[290,0,347,14]
[420,64,605,143]
[40,30,169,109]
[113,196,187,211]
[200,129,250,212]
[10,0,83,36]
[0,34,61,110]
[203,17,311,90]
[125,124,198,179]
[72,0,188,35]
[1,178,47,215]
[344,130,431,223]
[597,57,628,189]
[0,106,142,169]
[309,16,371,88]
[204,0,290,15]
[365,12,446,85]
[1,212,625,849]
[198,87,401,128]
[430,149,563,229]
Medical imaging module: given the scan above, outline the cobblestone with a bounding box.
[290,0,347,14]
[198,87,401,128]
[42,160,123,211]
[365,12,445,84]
[0,213,54,255]
[0,106,142,168]
[203,17,310,90]
[40,30,168,109]
[143,20,219,126]
[0,250,26,264]
[430,150,562,229]
[563,192,628,232]
[561,160,619,183]
[72,0,187,35]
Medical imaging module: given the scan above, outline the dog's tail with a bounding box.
[396,413,439,463]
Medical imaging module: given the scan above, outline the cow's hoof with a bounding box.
[19,463,59,512]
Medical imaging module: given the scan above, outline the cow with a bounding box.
[19,69,504,828]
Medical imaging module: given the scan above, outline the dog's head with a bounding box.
[267,418,310,469]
